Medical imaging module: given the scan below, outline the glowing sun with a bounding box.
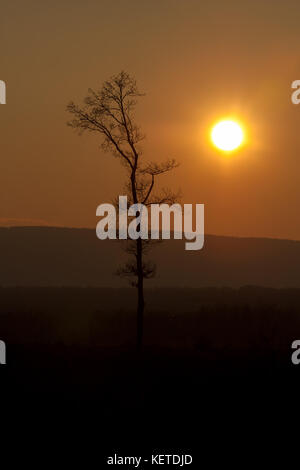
[211,120,244,151]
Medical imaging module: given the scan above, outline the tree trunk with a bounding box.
[136,237,144,352]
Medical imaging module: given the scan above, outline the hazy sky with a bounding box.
[1,0,300,239]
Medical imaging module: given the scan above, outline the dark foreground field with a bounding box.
[1,286,300,459]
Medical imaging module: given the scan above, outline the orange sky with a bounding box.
[1,0,300,239]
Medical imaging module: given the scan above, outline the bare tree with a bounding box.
[67,71,179,352]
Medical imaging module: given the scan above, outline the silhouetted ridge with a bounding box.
[0,226,300,287]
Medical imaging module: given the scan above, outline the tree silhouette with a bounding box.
[67,71,179,351]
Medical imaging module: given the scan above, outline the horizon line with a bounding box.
[0,224,300,243]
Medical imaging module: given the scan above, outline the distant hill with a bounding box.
[0,226,300,287]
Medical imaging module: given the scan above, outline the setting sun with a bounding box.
[211,120,244,152]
